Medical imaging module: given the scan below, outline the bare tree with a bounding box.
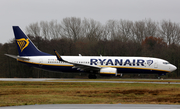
[82,18,104,41]
[132,20,146,43]
[144,19,158,38]
[105,20,119,40]
[49,20,61,39]
[118,20,134,42]
[26,22,40,37]
[60,17,82,41]
[159,20,180,45]
[40,21,50,40]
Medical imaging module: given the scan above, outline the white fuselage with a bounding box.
[17,55,177,74]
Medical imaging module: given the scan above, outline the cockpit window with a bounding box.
[163,62,169,64]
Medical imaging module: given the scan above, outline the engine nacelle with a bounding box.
[100,67,117,76]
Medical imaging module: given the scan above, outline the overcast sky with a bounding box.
[1,0,180,44]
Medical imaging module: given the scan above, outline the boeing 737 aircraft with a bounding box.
[5,26,177,79]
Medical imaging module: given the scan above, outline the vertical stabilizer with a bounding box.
[13,26,52,56]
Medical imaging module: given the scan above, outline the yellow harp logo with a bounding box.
[16,38,29,52]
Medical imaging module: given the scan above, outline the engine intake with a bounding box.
[100,67,117,76]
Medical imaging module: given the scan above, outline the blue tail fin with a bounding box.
[13,26,52,56]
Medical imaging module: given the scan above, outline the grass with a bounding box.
[0,81,180,106]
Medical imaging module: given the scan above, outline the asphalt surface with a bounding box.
[1,104,180,109]
[0,78,180,84]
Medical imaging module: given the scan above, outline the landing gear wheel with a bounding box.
[88,74,97,79]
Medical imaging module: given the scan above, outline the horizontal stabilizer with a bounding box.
[5,54,29,60]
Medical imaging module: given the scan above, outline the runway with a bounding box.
[0,78,54,81]
[1,104,180,109]
[0,78,180,84]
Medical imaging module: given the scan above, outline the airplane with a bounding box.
[5,26,177,79]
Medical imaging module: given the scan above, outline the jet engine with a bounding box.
[99,67,117,76]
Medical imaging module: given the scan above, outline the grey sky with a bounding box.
[0,0,180,43]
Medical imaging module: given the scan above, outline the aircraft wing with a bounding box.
[72,63,100,71]
[54,50,100,71]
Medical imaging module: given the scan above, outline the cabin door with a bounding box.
[154,60,158,68]
[39,58,43,67]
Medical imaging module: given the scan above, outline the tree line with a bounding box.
[0,17,180,78]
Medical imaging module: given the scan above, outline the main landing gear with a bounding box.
[88,74,97,79]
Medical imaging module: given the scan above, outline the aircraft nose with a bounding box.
[169,64,177,72]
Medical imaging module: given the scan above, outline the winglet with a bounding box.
[54,50,64,61]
